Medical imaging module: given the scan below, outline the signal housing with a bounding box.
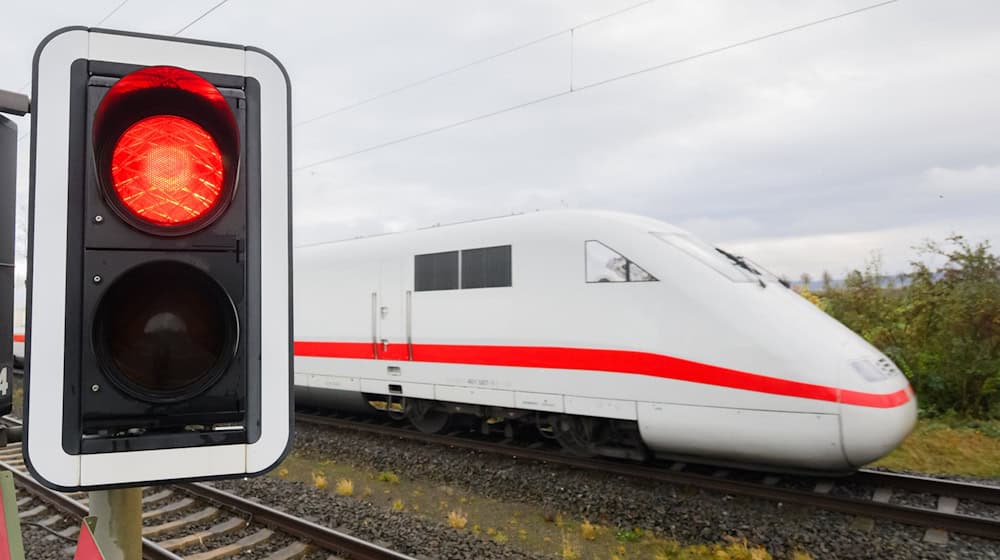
[25,28,292,490]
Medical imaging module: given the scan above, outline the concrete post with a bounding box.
[87,488,142,560]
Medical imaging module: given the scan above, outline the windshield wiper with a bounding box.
[717,247,767,288]
[715,248,762,276]
[715,248,792,288]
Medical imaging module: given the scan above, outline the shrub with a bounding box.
[819,237,1000,418]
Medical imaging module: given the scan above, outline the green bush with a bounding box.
[815,236,1000,418]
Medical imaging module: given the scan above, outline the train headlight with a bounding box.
[851,358,900,382]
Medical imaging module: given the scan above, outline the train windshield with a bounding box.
[652,232,756,282]
[740,256,787,286]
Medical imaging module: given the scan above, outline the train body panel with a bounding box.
[294,210,916,472]
[12,305,24,367]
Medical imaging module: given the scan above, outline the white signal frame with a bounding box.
[26,27,292,489]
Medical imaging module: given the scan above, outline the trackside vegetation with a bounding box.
[797,235,1000,419]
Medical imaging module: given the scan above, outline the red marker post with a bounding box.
[0,471,23,560]
[74,517,106,560]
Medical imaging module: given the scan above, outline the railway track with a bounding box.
[0,417,415,560]
[296,411,1000,543]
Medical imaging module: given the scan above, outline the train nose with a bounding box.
[839,358,917,468]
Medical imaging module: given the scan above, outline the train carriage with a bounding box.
[293,210,916,473]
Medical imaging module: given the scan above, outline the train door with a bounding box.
[376,259,409,361]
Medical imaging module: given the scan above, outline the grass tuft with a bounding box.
[579,519,599,541]
[447,510,468,529]
[335,478,354,496]
[311,471,327,490]
[560,532,579,560]
[378,470,401,484]
[615,527,642,543]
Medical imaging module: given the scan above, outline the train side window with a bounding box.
[585,241,657,283]
[415,251,459,291]
[461,245,512,289]
[629,261,655,282]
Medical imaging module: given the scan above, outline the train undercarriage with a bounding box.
[366,394,649,462]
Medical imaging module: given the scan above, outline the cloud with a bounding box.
[3,0,999,284]
[723,218,998,279]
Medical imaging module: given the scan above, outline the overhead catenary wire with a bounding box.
[293,0,657,128]
[10,0,133,94]
[12,0,221,146]
[174,0,230,36]
[95,0,131,27]
[293,0,900,172]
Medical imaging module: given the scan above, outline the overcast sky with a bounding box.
[3,0,998,295]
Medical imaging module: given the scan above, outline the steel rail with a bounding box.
[852,469,1000,505]
[0,457,181,560]
[297,412,1000,541]
[3,413,416,557]
[179,482,417,560]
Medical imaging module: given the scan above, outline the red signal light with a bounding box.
[111,115,224,226]
[93,65,240,235]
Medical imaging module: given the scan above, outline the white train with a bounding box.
[293,210,916,473]
[14,210,917,473]
[12,306,23,369]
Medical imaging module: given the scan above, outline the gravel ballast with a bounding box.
[272,420,1000,560]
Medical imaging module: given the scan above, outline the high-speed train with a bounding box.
[14,210,917,473]
[293,210,915,473]
[12,308,23,369]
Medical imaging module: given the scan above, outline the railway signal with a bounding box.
[25,28,292,490]
[0,102,19,417]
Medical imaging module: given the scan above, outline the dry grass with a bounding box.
[275,452,798,559]
[335,478,354,496]
[873,419,1000,477]
[652,538,775,560]
[447,510,468,529]
[560,533,580,560]
[311,471,327,490]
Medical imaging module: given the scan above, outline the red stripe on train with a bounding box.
[293,341,911,409]
[12,334,24,343]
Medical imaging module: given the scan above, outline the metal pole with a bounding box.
[0,90,29,116]
[88,488,143,560]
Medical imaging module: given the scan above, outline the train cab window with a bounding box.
[415,251,459,291]
[585,241,657,283]
[461,245,512,289]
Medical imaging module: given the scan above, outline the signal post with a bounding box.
[0,109,16,419]
[25,28,293,558]
[0,88,25,419]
